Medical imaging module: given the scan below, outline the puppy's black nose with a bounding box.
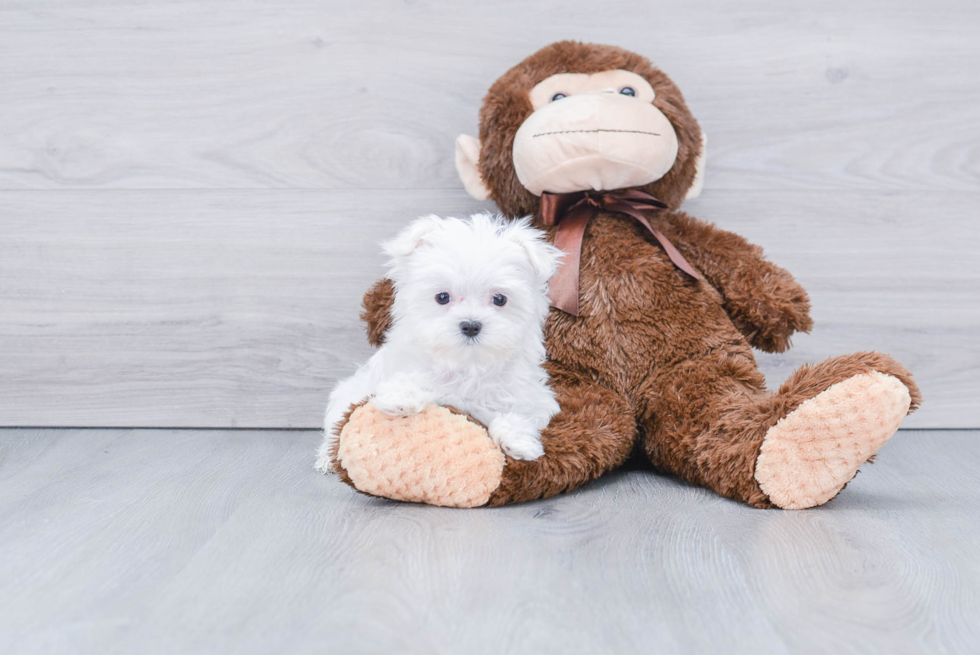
[460,320,482,338]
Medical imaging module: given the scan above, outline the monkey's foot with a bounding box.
[755,371,911,509]
[329,403,505,508]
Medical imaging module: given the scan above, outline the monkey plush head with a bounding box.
[455,41,706,218]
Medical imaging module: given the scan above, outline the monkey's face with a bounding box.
[512,70,679,195]
[455,41,705,217]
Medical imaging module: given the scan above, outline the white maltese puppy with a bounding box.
[317,213,562,466]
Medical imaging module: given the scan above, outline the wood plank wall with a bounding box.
[1,0,977,428]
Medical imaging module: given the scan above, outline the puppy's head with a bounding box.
[383,213,561,368]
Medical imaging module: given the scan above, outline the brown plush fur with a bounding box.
[328,402,360,486]
[361,278,395,347]
[341,41,921,508]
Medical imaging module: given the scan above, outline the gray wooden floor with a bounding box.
[1,428,978,655]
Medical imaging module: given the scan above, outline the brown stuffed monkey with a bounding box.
[318,41,921,510]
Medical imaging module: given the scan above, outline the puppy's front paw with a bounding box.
[371,390,430,418]
[488,414,544,461]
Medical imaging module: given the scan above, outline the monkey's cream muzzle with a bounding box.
[511,71,679,196]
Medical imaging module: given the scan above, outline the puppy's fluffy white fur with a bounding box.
[316,213,562,469]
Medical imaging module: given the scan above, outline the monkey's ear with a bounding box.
[684,132,708,198]
[685,132,707,200]
[455,134,491,200]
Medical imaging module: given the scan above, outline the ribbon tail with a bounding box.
[648,226,702,280]
[548,205,593,316]
[608,202,702,281]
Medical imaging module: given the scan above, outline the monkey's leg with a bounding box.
[487,364,637,505]
[324,364,637,507]
[638,349,921,509]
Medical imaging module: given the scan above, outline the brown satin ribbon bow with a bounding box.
[538,189,702,316]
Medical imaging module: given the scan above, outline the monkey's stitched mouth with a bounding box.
[532,129,661,138]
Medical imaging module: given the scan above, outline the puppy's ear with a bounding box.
[382,215,444,274]
[503,218,563,285]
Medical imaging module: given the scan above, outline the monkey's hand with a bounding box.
[722,263,813,353]
[663,212,813,353]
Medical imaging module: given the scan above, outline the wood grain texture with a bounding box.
[0,0,977,192]
[1,0,977,428]
[0,428,978,654]
[1,189,976,428]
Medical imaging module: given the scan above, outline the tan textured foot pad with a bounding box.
[336,403,505,508]
[755,371,911,510]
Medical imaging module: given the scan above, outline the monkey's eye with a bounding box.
[619,87,636,97]
[551,93,567,101]
[492,294,507,307]
[435,292,451,305]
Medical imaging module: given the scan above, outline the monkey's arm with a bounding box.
[360,278,396,347]
[664,211,813,353]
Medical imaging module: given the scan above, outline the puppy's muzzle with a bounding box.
[459,321,482,338]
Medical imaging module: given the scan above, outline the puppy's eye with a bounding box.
[492,294,507,307]
[435,292,451,305]
[619,87,636,97]
[551,93,567,101]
